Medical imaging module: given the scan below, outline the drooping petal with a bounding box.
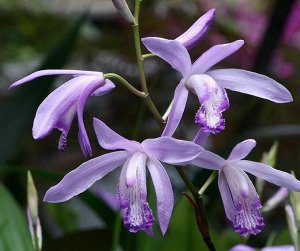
[117,156,154,233]
[188,149,224,170]
[92,79,116,96]
[175,9,215,49]
[142,136,202,164]
[77,77,106,157]
[44,151,129,202]
[10,69,103,88]
[142,37,192,77]
[229,244,256,251]
[218,171,235,221]
[147,156,174,235]
[191,40,244,74]
[193,129,210,146]
[206,69,293,103]
[227,139,256,162]
[93,118,140,152]
[125,152,147,187]
[237,160,300,191]
[162,81,189,136]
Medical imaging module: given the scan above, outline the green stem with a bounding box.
[198,171,217,195]
[111,214,122,251]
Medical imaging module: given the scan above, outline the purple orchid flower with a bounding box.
[142,38,293,136]
[189,139,300,236]
[229,244,295,251]
[43,118,202,235]
[9,70,115,157]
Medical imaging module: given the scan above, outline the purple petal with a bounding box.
[96,185,118,211]
[93,118,140,152]
[189,149,224,170]
[229,244,256,251]
[77,77,106,157]
[142,37,192,77]
[142,136,202,164]
[218,171,235,221]
[162,81,189,136]
[92,79,116,96]
[227,139,256,161]
[193,129,210,146]
[10,69,103,88]
[237,160,300,191]
[263,187,289,212]
[191,40,244,74]
[147,156,174,235]
[175,9,215,49]
[125,152,147,187]
[44,151,129,202]
[206,69,293,103]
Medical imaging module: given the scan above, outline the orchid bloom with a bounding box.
[189,139,300,236]
[142,38,292,136]
[229,244,295,251]
[43,118,202,235]
[9,70,115,157]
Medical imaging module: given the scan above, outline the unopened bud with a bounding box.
[112,0,135,24]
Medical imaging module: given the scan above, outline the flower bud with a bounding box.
[112,0,135,24]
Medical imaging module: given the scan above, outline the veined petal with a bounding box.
[191,40,244,74]
[125,152,147,187]
[227,139,256,161]
[10,69,103,88]
[237,160,300,191]
[175,9,215,49]
[44,151,129,202]
[142,37,192,77]
[206,69,293,103]
[162,81,189,136]
[77,77,106,157]
[147,157,174,235]
[142,136,202,164]
[93,118,140,152]
[189,149,224,170]
[92,79,116,96]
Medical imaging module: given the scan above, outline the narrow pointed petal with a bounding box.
[175,9,215,49]
[189,149,224,170]
[191,40,244,74]
[44,151,129,202]
[77,77,106,157]
[142,37,192,77]
[228,139,256,161]
[147,157,174,235]
[162,81,189,136]
[10,69,103,88]
[32,75,96,140]
[206,69,293,103]
[92,79,116,96]
[237,160,300,191]
[93,118,140,152]
[142,137,202,164]
[193,129,210,146]
[218,171,235,220]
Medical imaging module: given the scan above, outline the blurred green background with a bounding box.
[1,0,300,250]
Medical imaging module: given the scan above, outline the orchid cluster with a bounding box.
[9,1,300,250]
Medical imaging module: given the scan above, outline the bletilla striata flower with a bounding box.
[10,70,115,157]
[189,139,300,236]
[44,118,202,235]
[229,244,295,251]
[142,38,292,136]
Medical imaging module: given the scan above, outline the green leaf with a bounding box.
[0,183,34,251]
[0,14,87,165]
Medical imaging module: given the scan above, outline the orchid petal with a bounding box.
[207,69,293,103]
[44,151,129,202]
[162,81,189,136]
[229,244,256,251]
[142,136,202,164]
[192,40,244,74]
[142,37,192,77]
[147,157,174,235]
[189,149,224,170]
[237,160,300,191]
[218,171,235,221]
[175,9,215,49]
[227,139,256,161]
[125,152,147,187]
[93,118,140,152]
[193,129,210,146]
[10,69,103,88]
[92,79,116,96]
